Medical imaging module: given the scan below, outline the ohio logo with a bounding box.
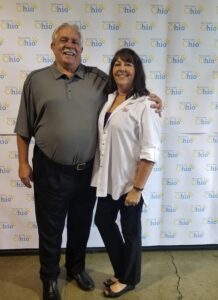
[85,38,105,47]
[5,86,22,95]
[174,218,191,225]
[192,177,208,185]
[26,194,34,201]
[2,54,23,63]
[204,217,218,225]
[14,234,32,242]
[177,135,195,144]
[102,54,113,64]
[12,208,31,216]
[118,4,138,13]
[150,192,162,199]
[166,86,183,95]
[204,191,218,199]
[85,3,105,13]
[161,205,178,213]
[16,3,37,12]
[181,71,199,80]
[168,22,187,31]
[167,55,185,63]
[200,22,218,31]
[18,37,38,47]
[102,21,121,30]
[189,231,204,238]
[193,150,210,158]
[0,20,21,29]
[160,231,176,239]
[50,3,72,13]
[9,151,19,159]
[197,86,214,95]
[163,150,179,158]
[0,194,13,203]
[10,179,26,188]
[149,71,167,80]
[175,192,192,200]
[36,54,54,64]
[164,117,182,126]
[151,38,169,47]
[0,166,11,174]
[81,54,90,64]
[207,135,218,143]
[184,5,203,14]
[136,21,154,31]
[183,38,201,48]
[0,70,7,79]
[27,221,38,229]
[153,165,163,172]
[199,55,217,64]
[179,102,198,111]
[162,178,179,186]
[206,164,218,171]
[20,70,31,79]
[176,164,193,172]
[34,20,55,30]
[0,222,15,229]
[191,205,206,212]
[151,5,170,14]
[118,38,138,48]
[73,20,89,30]
[0,37,4,45]
[195,117,212,125]
[140,55,154,64]
[0,101,9,111]
[145,218,161,226]
[211,102,218,110]
[0,136,11,144]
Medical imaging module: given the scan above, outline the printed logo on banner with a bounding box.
[164,117,183,126]
[179,102,198,111]
[2,54,23,63]
[118,38,138,48]
[149,192,162,200]
[195,117,212,125]
[50,3,72,13]
[160,231,176,239]
[167,55,185,64]
[0,222,15,229]
[26,194,34,201]
[175,192,192,200]
[16,3,38,12]
[181,71,199,80]
[140,55,154,64]
[141,232,149,240]
[118,4,138,14]
[5,86,22,96]
[183,38,201,48]
[9,151,19,159]
[207,135,218,143]
[151,5,170,15]
[149,71,167,80]
[102,21,121,30]
[0,165,11,174]
[206,164,218,171]
[10,179,26,188]
[0,101,10,111]
[191,205,206,212]
[161,205,178,213]
[168,22,188,31]
[192,177,208,185]
[85,3,105,13]
[189,231,204,239]
[0,194,13,203]
[85,38,105,47]
[199,55,217,64]
[6,118,17,127]
[73,21,89,30]
[20,70,31,79]
[36,54,54,64]
[204,191,218,199]
[0,136,11,145]
[211,102,218,110]
[27,221,37,229]
[203,218,218,225]
[166,86,184,95]
[174,218,191,225]
[193,150,210,158]
[102,55,113,64]
[184,5,203,15]
[151,38,169,47]
[153,165,163,172]
[136,21,154,31]
[12,208,31,216]
[0,37,4,45]
[18,37,38,47]
[200,22,218,31]
[197,86,214,95]
[162,178,179,185]
[34,20,55,30]
[163,150,180,158]
[0,70,7,79]
[177,135,196,144]
[0,20,21,29]
[81,54,90,64]
[145,218,161,226]
[14,234,32,242]
[214,39,218,47]
[176,164,194,172]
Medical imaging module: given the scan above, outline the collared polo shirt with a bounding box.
[14,63,108,165]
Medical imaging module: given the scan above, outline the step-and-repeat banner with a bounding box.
[0,0,218,249]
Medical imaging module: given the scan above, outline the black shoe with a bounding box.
[67,270,95,291]
[43,279,61,300]
[103,284,135,298]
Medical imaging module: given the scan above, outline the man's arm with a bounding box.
[17,134,33,188]
[148,93,163,117]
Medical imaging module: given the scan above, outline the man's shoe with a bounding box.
[67,270,95,291]
[43,279,61,300]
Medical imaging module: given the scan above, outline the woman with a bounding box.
[91,48,161,298]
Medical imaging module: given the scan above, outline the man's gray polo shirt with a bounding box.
[14,63,108,165]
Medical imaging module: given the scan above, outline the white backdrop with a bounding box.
[0,0,218,249]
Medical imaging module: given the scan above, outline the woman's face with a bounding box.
[112,57,135,93]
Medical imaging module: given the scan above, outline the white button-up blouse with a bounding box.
[91,92,161,200]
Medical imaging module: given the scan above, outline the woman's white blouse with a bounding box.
[91,92,161,200]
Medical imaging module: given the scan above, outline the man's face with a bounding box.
[51,26,83,70]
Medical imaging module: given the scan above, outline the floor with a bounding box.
[0,249,218,300]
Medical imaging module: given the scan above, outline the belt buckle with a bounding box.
[76,163,86,171]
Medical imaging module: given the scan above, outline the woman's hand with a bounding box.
[125,188,141,206]
[148,93,163,117]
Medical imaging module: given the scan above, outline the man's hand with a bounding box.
[19,162,33,188]
[125,188,141,206]
[148,93,163,117]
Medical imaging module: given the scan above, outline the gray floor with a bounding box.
[0,250,218,300]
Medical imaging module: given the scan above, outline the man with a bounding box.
[15,23,162,300]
